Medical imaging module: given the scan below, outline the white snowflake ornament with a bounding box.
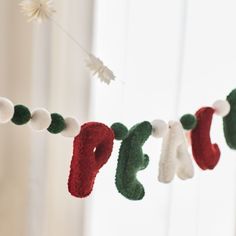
[20,0,55,23]
[86,54,115,85]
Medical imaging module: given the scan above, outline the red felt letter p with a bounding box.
[68,122,114,198]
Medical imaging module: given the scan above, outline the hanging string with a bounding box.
[19,0,116,85]
[49,16,116,85]
[166,1,189,236]
[49,17,90,56]
[173,0,189,118]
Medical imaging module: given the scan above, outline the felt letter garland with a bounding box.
[68,122,114,198]
[191,107,221,170]
[0,88,235,200]
[115,121,152,200]
[15,0,236,200]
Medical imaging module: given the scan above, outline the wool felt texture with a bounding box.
[29,108,51,131]
[11,105,31,125]
[158,121,194,183]
[223,89,236,149]
[180,114,197,130]
[151,119,168,138]
[68,122,114,198]
[213,100,230,117]
[0,97,14,123]
[61,117,81,138]
[191,107,221,170]
[115,121,152,200]
[47,113,66,134]
[111,122,128,140]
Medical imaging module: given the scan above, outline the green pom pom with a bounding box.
[111,122,128,140]
[180,114,197,130]
[47,113,66,134]
[11,105,31,125]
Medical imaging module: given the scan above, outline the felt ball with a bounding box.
[11,105,31,125]
[212,100,230,117]
[180,114,197,130]
[0,97,14,123]
[61,117,81,137]
[29,108,51,131]
[111,122,128,140]
[47,113,66,134]
[151,119,168,138]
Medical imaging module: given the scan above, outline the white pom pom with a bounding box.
[151,119,168,138]
[29,108,51,131]
[0,97,14,123]
[212,100,231,117]
[61,117,81,138]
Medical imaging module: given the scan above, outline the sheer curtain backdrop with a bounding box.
[88,1,236,236]
[1,1,236,236]
[0,1,93,236]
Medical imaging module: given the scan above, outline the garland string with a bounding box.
[12,1,236,201]
[0,89,235,200]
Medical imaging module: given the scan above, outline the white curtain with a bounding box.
[87,0,236,236]
[0,1,93,235]
[1,1,236,236]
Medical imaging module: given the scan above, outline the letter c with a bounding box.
[191,107,220,170]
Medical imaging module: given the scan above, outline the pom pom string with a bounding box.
[0,89,234,200]
[0,97,81,138]
[0,93,232,139]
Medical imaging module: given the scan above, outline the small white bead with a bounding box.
[29,108,51,131]
[212,100,231,117]
[61,117,81,138]
[0,97,14,123]
[151,119,168,138]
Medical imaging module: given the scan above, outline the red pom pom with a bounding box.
[68,122,114,198]
[191,107,221,170]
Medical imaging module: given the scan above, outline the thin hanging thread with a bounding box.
[50,17,122,85]
[120,0,131,120]
[166,1,189,236]
[173,0,188,118]
[50,17,90,56]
